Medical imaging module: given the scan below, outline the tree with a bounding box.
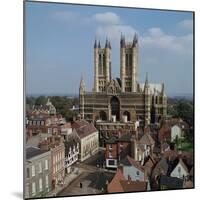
[35,96,48,105]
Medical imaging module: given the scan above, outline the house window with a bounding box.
[136,171,140,176]
[39,178,43,192]
[32,182,36,196]
[31,165,35,177]
[109,144,112,149]
[108,160,115,166]
[109,152,112,158]
[38,162,42,173]
[178,166,181,173]
[27,168,30,178]
[45,160,48,170]
[25,184,29,198]
[45,175,49,188]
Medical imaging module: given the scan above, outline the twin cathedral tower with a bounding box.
[79,34,167,126]
[94,34,139,93]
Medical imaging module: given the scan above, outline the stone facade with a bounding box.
[25,147,52,199]
[72,120,99,161]
[79,35,167,127]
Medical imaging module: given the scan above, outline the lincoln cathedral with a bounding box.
[79,34,167,127]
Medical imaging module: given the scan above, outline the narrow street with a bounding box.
[57,166,100,197]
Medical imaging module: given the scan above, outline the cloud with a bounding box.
[148,27,164,37]
[92,12,121,25]
[140,27,192,55]
[178,19,193,31]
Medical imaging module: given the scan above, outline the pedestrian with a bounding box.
[80,182,82,188]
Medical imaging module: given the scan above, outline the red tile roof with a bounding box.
[107,168,148,193]
[107,169,125,193]
[119,180,147,192]
[73,120,98,139]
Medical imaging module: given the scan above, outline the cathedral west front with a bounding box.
[79,34,167,127]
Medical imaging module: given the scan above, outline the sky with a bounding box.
[25,1,193,96]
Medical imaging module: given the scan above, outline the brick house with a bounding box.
[105,132,132,168]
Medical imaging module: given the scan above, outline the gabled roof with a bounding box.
[119,180,147,192]
[26,146,49,160]
[120,156,144,172]
[169,158,189,175]
[107,168,147,193]
[73,121,98,139]
[152,157,169,178]
[71,120,89,129]
[159,175,183,189]
[86,172,114,191]
[143,155,156,169]
[107,169,125,193]
[189,167,194,176]
[139,133,155,145]
[162,149,178,161]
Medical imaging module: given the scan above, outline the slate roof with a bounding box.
[159,175,183,189]
[118,132,132,142]
[26,146,49,160]
[105,136,118,144]
[139,133,155,145]
[85,172,114,191]
[105,132,132,144]
[152,157,169,178]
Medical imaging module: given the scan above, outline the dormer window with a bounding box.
[178,166,181,173]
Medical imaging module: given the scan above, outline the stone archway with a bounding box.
[123,111,131,121]
[110,96,120,121]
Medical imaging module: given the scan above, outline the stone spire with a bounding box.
[144,73,150,94]
[108,41,111,49]
[94,39,97,48]
[132,33,138,47]
[144,72,149,87]
[105,37,109,48]
[120,34,125,48]
[161,82,166,96]
[79,75,86,94]
[98,41,101,48]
